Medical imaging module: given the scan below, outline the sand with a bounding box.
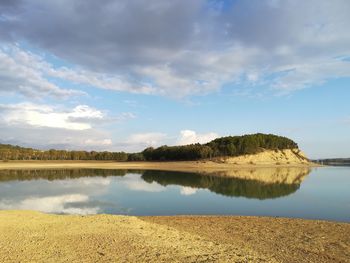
[0,211,349,263]
[145,216,350,263]
[223,149,310,165]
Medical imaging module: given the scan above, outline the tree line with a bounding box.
[0,133,298,161]
[0,144,128,161]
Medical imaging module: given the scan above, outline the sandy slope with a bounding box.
[223,149,310,165]
[0,211,349,263]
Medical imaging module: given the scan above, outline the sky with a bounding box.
[0,0,349,159]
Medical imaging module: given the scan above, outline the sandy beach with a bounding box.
[0,211,349,263]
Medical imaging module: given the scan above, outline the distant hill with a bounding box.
[0,133,300,162]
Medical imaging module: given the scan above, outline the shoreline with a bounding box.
[0,160,319,184]
[0,160,319,171]
[0,210,348,262]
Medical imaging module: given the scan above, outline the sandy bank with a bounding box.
[0,211,348,263]
[223,149,310,165]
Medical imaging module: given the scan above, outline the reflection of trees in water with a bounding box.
[0,169,130,181]
[141,170,307,200]
[0,168,310,200]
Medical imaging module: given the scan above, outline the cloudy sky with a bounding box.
[0,0,349,158]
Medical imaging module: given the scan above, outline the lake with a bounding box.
[0,167,349,222]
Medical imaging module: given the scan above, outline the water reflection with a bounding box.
[142,170,307,199]
[0,168,311,215]
[0,169,129,181]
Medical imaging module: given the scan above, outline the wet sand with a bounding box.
[0,211,348,263]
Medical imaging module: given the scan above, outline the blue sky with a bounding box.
[0,0,349,158]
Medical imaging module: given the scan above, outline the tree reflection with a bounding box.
[141,169,311,200]
[0,169,129,181]
[0,168,311,200]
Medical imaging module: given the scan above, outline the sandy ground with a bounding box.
[145,216,350,263]
[0,211,349,263]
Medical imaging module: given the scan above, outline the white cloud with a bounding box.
[0,45,155,99]
[126,132,168,148]
[47,66,155,95]
[113,112,137,122]
[272,58,350,93]
[1,1,349,97]
[0,103,105,130]
[0,102,138,150]
[75,178,112,186]
[0,47,85,98]
[119,130,219,152]
[122,174,165,192]
[84,139,112,146]
[180,187,198,196]
[0,124,114,150]
[177,130,218,145]
[0,176,115,215]
[0,194,100,215]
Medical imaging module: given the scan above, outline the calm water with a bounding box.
[0,167,349,222]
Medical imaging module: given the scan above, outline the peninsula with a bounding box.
[0,133,314,170]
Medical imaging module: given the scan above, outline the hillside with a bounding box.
[221,149,309,165]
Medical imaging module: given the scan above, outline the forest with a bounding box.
[0,133,298,161]
[0,144,128,161]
